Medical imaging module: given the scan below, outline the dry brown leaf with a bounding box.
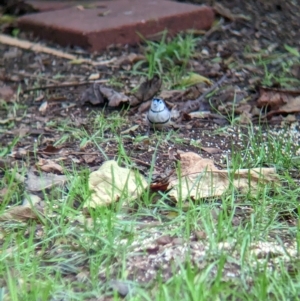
[99,86,130,107]
[5,125,30,138]
[283,114,297,122]
[22,194,41,206]
[0,206,38,221]
[36,158,64,173]
[114,53,145,67]
[133,75,162,103]
[239,111,253,124]
[168,152,279,201]
[168,148,181,160]
[0,200,43,222]
[257,87,300,116]
[0,84,15,102]
[80,82,130,106]
[235,104,252,115]
[159,90,184,101]
[82,154,98,164]
[38,101,48,113]
[257,87,300,109]
[201,147,221,154]
[138,100,151,114]
[80,82,104,105]
[85,160,147,208]
[39,145,61,154]
[160,86,202,104]
[276,96,300,113]
[88,73,100,80]
[26,169,67,191]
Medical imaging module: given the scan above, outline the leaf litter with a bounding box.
[1,0,300,297]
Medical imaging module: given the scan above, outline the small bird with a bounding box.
[147,98,170,130]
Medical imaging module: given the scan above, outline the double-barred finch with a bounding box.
[147,98,170,129]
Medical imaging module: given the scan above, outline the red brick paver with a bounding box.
[18,0,214,52]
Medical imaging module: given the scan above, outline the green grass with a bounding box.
[1,37,300,300]
[133,30,200,89]
[1,110,300,300]
[242,44,300,88]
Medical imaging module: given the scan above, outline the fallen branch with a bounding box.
[0,34,99,65]
[195,73,227,103]
[0,34,77,59]
[177,74,227,114]
[23,79,109,93]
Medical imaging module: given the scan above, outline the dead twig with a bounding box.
[177,74,228,115]
[0,34,100,66]
[195,73,227,103]
[23,79,109,93]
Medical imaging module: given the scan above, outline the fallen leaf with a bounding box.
[168,147,181,160]
[0,203,43,222]
[6,125,30,137]
[0,84,15,102]
[239,111,252,124]
[159,87,202,104]
[80,82,105,105]
[26,169,67,191]
[85,160,147,207]
[99,86,130,107]
[168,152,279,201]
[159,89,184,100]
[133,75,162,103]
[283,114,297,122]
[36,158,64,174]
[38,101,48,113]
[88,73,100,80]
[137,100,151,113]
[22,194,41,206]
[150,181,169,193]
[201,147,221,154]
[82,154,98,164]
[179,73,212,87]
[39,145,61,154]
[114,53,145,67]
[257,87,300,116]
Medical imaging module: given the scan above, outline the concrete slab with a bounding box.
[18,0,214,52]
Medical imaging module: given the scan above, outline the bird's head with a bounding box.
[151,98,166,112]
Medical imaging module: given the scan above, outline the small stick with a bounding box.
[195,73,227,103]
[0,34,105,66]
[23,79,109,93]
